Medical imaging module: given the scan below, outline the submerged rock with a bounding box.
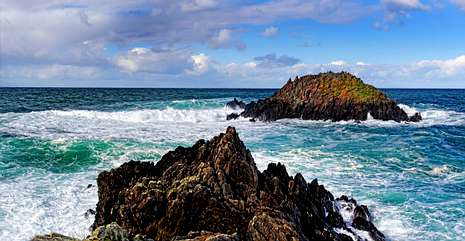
[90,127,385,241]
[237,72,421,122]
[408,112,422,122]
[226,113,240,120]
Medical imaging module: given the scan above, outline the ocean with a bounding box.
[0,88,464,241]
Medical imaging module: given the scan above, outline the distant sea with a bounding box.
[0,88,464,241]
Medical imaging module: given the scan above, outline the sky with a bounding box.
[1,0,465,88]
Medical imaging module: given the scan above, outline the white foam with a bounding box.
[367,112,374,121]
[0,103,463,241]
[49,107,232,123]
[398,104,419,117]
[0,107,249,141]
[431,165,450,176]
[0,170,97,241]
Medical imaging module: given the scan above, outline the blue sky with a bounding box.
[1,0,465,88]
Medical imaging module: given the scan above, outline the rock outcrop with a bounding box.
[32,127,385,241]
[226,98,246,110]
[233,72,421,122]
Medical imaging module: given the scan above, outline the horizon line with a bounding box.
[1,86,465,90]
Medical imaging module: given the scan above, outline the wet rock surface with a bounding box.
[226,98,246,110]
[236,72,421,122]
[91,127,385,241]
[32,127,385,241]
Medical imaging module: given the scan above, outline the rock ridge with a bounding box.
[32,127,386,241]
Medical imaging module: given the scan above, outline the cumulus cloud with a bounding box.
[329,60,347,66]
[416,55,465,76]
[115,48,192,74]
[207,29,245,50]
[188,53,210,75]
[262,26,278,37]
[208,29,232,48]
[0,0,368,63]
[212,55,465,88]
[1,0,464,87]
[4,53,465,88]
[253,54,300,68]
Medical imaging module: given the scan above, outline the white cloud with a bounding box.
[416,55,465,76]
[382,0,428,10]
[116,57,139,72]
[208,29,232,48]
[115,47,192,74]
[188,53,210,75]
[0,0,369,65]
[207,29,245,50]
[4,54,465,88]
[210,56,465,88]
[329,60,347,66]
[262,26,278,37]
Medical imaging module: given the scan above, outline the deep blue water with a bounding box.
[0,88,464,241]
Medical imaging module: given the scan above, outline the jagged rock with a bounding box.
[91,127,385,241]
[84,209,96,219]
[226,98,246,110]
[237,72,421,122]
[226,113,240,120]
[336,196,385,241]
[408,112,422,122]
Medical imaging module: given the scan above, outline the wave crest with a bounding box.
[47,107,235,123]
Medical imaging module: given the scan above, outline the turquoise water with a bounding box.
[0,88,464,241]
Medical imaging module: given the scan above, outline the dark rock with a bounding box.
[239,72,421,122]
[354,205,371,221]
[408,112,422,122]
[87,184,93,189]
[92,127,385,241]
[226,98,246,110]
[226,113,240,120]
[85,209,96,218]
[352,217,385,241]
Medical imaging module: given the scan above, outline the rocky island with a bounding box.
[33,127,385,241]
[227,72,422,122]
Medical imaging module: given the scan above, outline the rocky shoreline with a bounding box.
[227,72,422,122]
[32,127,385,241]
